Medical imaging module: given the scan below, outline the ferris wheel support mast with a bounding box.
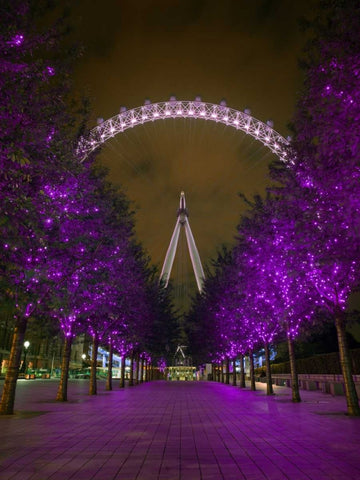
[160,192,205,293]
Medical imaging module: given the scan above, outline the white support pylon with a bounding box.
[160,192,205,293]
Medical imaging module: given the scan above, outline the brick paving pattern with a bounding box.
[0,379,360,480]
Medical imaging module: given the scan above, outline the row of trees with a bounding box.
[186,0,360,416]
[0,0,177,414]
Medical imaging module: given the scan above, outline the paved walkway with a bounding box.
[0,379,359,480]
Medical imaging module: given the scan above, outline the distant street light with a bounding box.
[82,353,87,368]
[20,341,30,373]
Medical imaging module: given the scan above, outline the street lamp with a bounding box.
[81,353,87,369]
[21,341,30,373]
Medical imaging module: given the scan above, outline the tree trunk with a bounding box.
[56,335,72,402]
[119,355,125,388]
[135,353,140,385]
[139,357,144,383]
[232,358,237,386]
[129,353,134,386]
[225,357,230,384]
[287,334,301,403]
[144,359,148,381]
[239,354,246,388]
[335,315,360,416]
[249,351,256,391]
[0,317,27,414]
[221,361,224,383]
[106,339,113,391]
[89,334,99,395]
[264,343,274,395]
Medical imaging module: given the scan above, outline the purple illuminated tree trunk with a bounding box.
[119,356,126,388]
[135,353,140,385]
[240,355,246,388]
[106,339,113,391]
[56,336,73,402]
[264,343,273,395]
[147,362,151,381]
[287,332,301,403]
[232,358,237,386]
[0,317,27,414]
[217,363,221,382]
[335,313,360,416]
[210,363,215,381]
[225,357,230,384]
[89,334,99,395]
[139,357,144,383]
[143,357,147,382]
[143,359,147,382]
[249,351,256,391]
[129,353,134,386]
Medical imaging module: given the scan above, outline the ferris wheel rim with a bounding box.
[77,99,290,162]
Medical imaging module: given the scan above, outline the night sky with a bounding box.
[68,0,317,309]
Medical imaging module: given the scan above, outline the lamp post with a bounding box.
[21,341,30,373]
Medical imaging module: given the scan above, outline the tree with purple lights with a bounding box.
[0,0,86,414]
[48,165,140,400]
[234,229,279,395]
[35,166,104,401]
[236,195,323,401]
[188,1,360,415]
[277,0,360,415]
[189,190,321,401]
[85,235,164,392]
[186,247,234,369]
[85,255,150,395]
[187,245,259,389]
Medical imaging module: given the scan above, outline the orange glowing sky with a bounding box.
[67,0,317,308]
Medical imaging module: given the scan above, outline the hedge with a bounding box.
[255,348,360,375]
